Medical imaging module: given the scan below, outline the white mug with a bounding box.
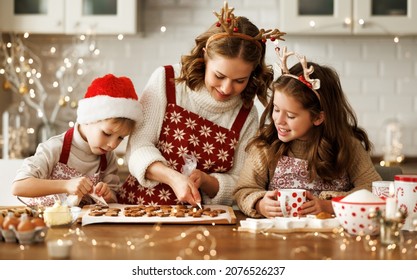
[278,189,306,218]
[372,181,393,198]
[394,175,417,231]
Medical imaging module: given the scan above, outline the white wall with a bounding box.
[0,159,23,206]
[1,0,417,157]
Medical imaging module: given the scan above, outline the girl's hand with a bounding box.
[257,190,290,218]
[299,191,333,215]
[65,177,93,197]
[94,182,113,202]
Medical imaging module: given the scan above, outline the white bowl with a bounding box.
[332,196,386,236]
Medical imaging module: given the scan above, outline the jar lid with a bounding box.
[394,174,417,182]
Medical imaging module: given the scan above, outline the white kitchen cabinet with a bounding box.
[0,0,137,34]
[280,0,417,35]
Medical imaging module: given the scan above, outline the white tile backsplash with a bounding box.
[1,0,417,157]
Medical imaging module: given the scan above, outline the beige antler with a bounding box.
[277,46,295,74]
[299,55,320,90]
[276,47,321,101]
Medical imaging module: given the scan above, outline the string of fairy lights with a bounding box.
[0,32,128,165]
[12,223,417,260]
[0,32,101,130]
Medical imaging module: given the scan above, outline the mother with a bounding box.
[118,1,285,206]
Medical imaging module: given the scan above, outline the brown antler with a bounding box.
[254,28,286,42]
[213,1,239,35]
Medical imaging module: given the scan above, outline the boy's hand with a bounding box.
[94,182,113,202]
[66,177,93,197]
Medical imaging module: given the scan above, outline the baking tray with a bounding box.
[81,203,236,226]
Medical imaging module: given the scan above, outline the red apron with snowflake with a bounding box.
[18,127,107,207]
[269,156,351,196]
[117,65,252,205]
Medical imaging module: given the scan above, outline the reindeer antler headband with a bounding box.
[276,45,321,102]
[206,1,286,49]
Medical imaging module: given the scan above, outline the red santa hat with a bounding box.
[76,74,142,124]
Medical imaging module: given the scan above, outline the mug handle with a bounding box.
[278,193,289,217]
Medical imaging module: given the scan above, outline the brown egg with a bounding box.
[0,214,4,229]
[17,216,36,232]
[2,213,20,230]
[31,217,46,228]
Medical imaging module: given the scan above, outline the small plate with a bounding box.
[239,218,274,230]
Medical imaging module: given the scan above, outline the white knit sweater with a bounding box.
[126,64,260,205]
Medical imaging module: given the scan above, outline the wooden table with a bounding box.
[1,211,417,260]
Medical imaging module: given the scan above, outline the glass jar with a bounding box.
[382,118,404,166]
[2,100,30,159]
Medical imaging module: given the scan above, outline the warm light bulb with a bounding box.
[309,20,316,28]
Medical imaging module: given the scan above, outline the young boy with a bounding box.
[12,74,142,207]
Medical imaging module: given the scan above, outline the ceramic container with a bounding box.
[394,174,417,231]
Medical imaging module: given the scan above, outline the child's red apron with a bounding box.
[19,127,107,207]
[117,65,251,205]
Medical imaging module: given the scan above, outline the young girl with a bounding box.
[119,1,285,206]
[234,47,382,218]
[12,74,142,207]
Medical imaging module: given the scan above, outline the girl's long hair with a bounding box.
[249,62,372,182]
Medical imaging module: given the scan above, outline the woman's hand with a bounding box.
[188,169,219,199]
[257,190,289,218]
[172,173,202,206]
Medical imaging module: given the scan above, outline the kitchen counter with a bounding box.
[1,210,416,260]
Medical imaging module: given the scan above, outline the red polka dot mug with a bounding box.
[278,189,306,217]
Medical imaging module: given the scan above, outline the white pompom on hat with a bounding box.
[76,74,142,124]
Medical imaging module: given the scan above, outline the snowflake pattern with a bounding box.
[170,110,183,124]
[217,149,229,162]
[185,117,197,130]
[188,134,200,147]
[173,128,186,141]
[203,159,216,170]
[202,142,215,155]
[163,126,171,137]
[116,66,251,205]
[269,156,351,196]
[199,125,212,137]
[176,146,189,158]
[127,175,137,186]
[215,131,227,144]
[158,188,172,202]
